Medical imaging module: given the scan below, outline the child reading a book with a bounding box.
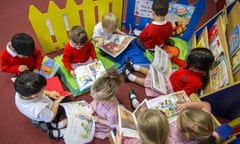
[90,67,121,139]
[62,25,97,77]
[0,33,43,75]
[116,109,170,144]
[92,12,150,67]
[167,102,221,144]
[124,48,214,106]
[14,72,67,139]
[137,0,173,51]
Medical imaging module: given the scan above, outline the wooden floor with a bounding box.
[0,0,218,144]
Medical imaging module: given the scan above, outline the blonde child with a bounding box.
[167,101,221,144]
[116,109,170,144]
[92,12,126,47]
[0,33,43,75]
[124,48,214,108]
[90,67,121,139]
[62,25,97,77]
[137,0,173,51]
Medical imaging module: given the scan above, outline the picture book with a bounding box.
[74,60,106,91]
[118,91,190,138]
[60,100,95,144]
[150,46,172,94]
[134,0,195,36]
[231,49,240,74]
[209,60,229,91]
[45,76,72,97]
[99,34,135,58]
[39,56,59,79]
[228,25,240,57]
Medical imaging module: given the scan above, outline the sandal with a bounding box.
[47,129,63,139]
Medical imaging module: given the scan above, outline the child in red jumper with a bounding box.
[62,26,97,77]
[124,48,214,108]
[0,33,43,75]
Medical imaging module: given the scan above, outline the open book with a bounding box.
[150,46,172,94]
[60,101,95,144]
[118,90,190,138]
[99,34,135,57]
[74,60,106,91]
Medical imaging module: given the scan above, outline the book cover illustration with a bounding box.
[231,49,240,74]
[74,61,105,91]
[100,34,135,57]
[61,101,95,144]
[147,91,190,123]
[134,0,195,36]
[228,25,240,57]
[39,56,59,79]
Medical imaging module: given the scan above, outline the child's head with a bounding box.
[102,12,118,33]
[178,108,217,143]
[69,26,88,46]
[14,71,46,98]
[90,67,121,101]
[186,48,214,72]
[11,33,35,56]
[152,0,169,17]
[137,109,169,144]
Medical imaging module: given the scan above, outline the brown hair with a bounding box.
[102,12,118,32]
[69,25,88,45]
[152,0,169,16]
[178,108,220,144]
[90,67,121,101]
[137,109,170,144]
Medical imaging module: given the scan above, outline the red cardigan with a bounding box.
[0,47,43,75]
[62,40,97,71]
[170,57,204,96]
[139,21,172,49]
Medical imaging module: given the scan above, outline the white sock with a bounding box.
[52,128,65,138]
[51,120,67,129]
[125,69,136,82]
[133,64,140,71]
[130,93,139,108]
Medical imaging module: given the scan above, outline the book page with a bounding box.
[150,66,167,94]
[87,61,106,79]
[118,106,139,138]
[148,91,191,123]
[100,34,135,57]
[61,101,95,144]
[74,65,94,91]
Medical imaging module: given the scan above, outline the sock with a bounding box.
[125,69,136,82]
[129,93,139,108]
[51,120,67,129]
[133,64,140,71]
[52,128,65,138]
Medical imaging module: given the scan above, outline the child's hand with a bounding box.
[45,90,61,99]
[55,95,66,103]
[97,38,104,47]
[70,70,76,77]
[116,131,123,144]
[177,103,187,112]
[18,65,29,72]
[33,68,39,73]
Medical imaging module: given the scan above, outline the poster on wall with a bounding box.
[134,0,195,36]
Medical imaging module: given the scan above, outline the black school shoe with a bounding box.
[125,57,135,73]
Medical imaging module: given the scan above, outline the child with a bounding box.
[92,12,126,47]
[137,0,172,51]
[116,109,170,144]
[14,71,67,138]
[0,33,43,75]
[62,25,97,77]
[90,67,121,139]
[124,48,214,108]
[167,101,221,144]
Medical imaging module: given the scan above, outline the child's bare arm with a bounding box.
[115,28,126,35]
[177,101,211,113]
[94,37,104,47]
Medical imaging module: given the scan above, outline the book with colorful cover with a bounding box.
[39,56,59,79]
[60,100,95,144]
[118,91,190,138]
[99,34,135,58]
[74,60,106,91]
[228,25,240,57]
[231,49,240,74]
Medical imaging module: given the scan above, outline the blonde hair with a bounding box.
[137,109,170,144]
[102,12,118,32]
[69,25,88,45]
[178,108,219,144]
[90,67,121,101]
